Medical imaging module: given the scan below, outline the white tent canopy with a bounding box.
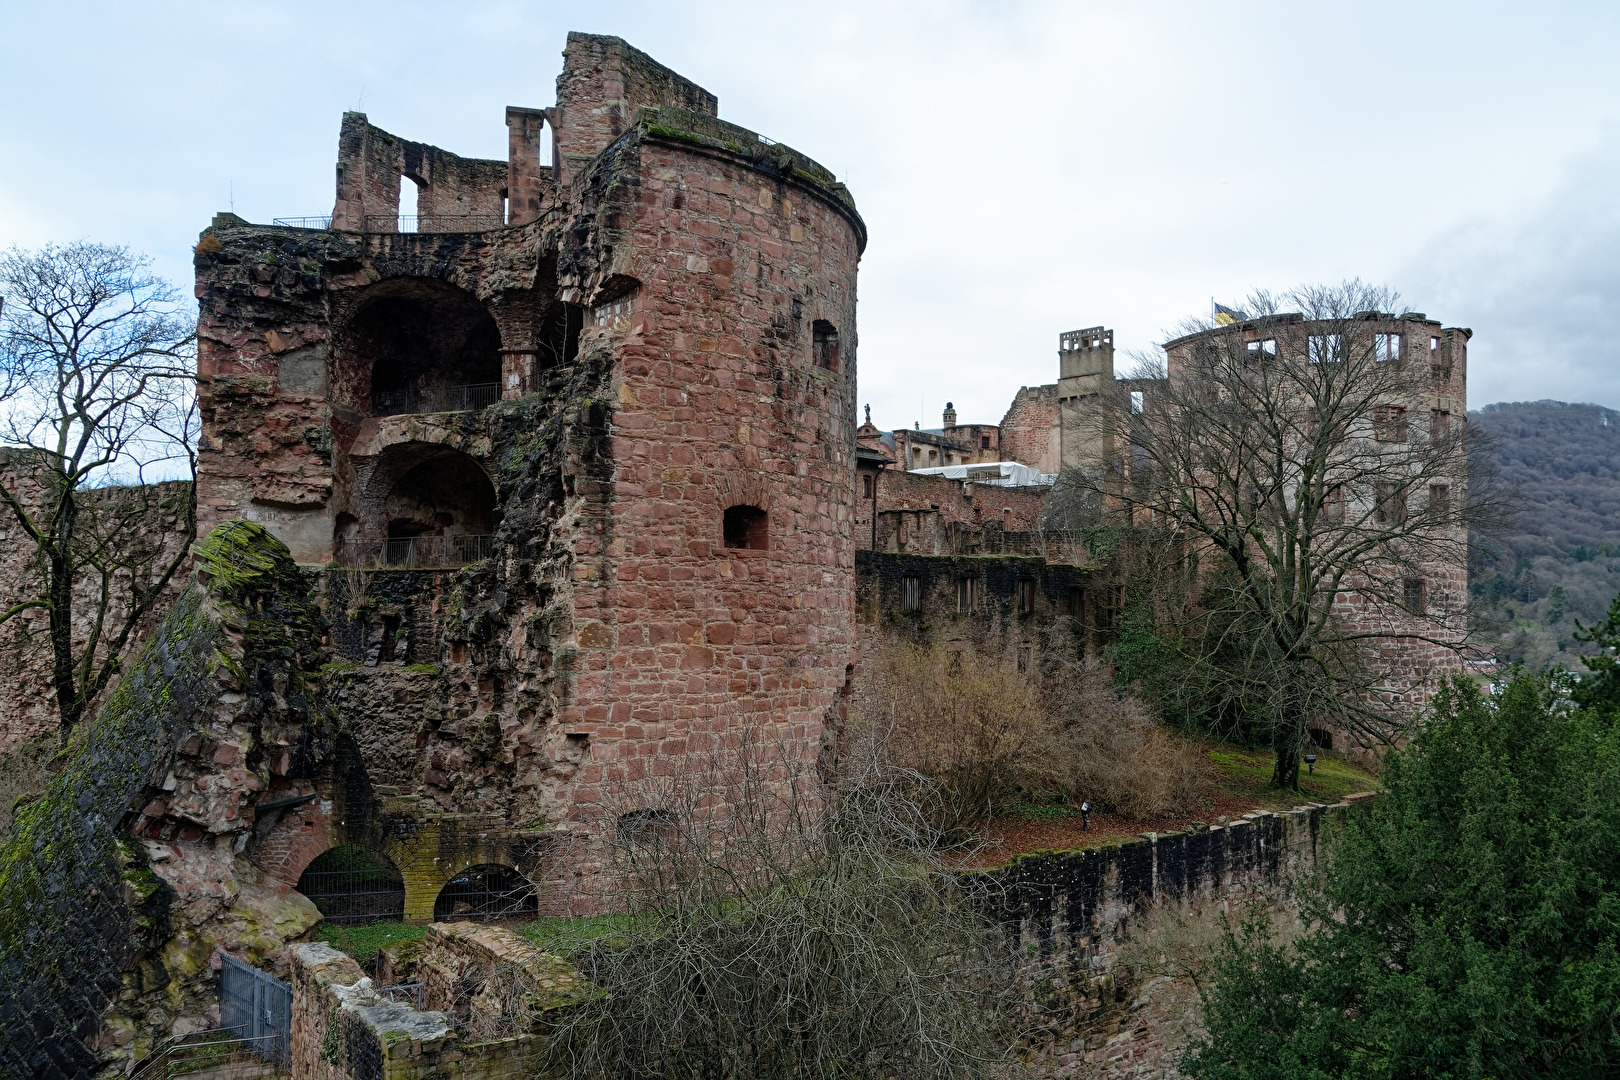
[906,461,1056,487]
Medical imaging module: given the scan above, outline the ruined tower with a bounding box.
[192,32,865,916]
[1056,325,1114,472]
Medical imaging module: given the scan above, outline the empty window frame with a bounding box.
[1130,390,1145,414]
[901,575,921,613]
[1375,484,1408,525]
[1428,483,1451,515]
[861,474,874,498]
[1245,337,1277,361]
[1016,579,1036,614]
[1321,487,1346,524]
[1403,577,1427,614]
[1374,406,1409,443]
[722,504,768,550]
[812,320,840,372]
[1308,334,1343,364]
[955,576,978,613]
[1375,332,1403,363]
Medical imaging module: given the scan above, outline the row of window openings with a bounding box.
[1243,332,1442,364]
[1269,483,1449,524]
[899,577,1041,615]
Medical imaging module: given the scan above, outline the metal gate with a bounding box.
[220,953,291,1070]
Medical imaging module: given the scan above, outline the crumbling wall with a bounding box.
[552,32,720,174]
[0,452,192,753]
[0,522,333,1077]
[863,468,1047,554]
[999,383,1061,474]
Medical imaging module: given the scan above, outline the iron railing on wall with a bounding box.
[337,534,493,569]
[130,1028,288,1080]
[271,215,333,229]
[371,382,501,417]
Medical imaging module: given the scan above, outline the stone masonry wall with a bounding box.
[999,384,1061,474]
[978,798,1373,1078]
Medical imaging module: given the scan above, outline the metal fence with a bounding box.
[336,534,493,569]
[218,955,291,1071]
[371,382,501,417]
[271,215,332,229]
[380,982,424,1009]
[432,863,539,921]
[297,850,406,925]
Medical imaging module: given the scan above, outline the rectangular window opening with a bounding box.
[1309,334,1343,364]
[955,576,977,614]
[1403,577,1427,614]
[1375,332,1403,362]
[1130,390,1144,414]
[901,575,921,613]
[1017,579,1036,614]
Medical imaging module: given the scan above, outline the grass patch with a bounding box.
[518,914,633,955]
[1002,801,1087,823]
[1208,746,1379,807]
[317,920,426,965]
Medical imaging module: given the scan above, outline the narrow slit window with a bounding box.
[955,576,977,613]
[812,320,840,372]
[901,575,921,612]
[1130,391,1144,414]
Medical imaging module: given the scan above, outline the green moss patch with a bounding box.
[318,921,427,966]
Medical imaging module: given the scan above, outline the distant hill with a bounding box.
[1469,400,1620,669]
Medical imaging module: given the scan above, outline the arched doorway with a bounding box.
[338,443,497,567]
[336,278,501,416]
[296,845,406,924]
[432,864,538,921]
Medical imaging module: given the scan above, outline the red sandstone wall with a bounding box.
[998,384,1060,473]
[556,129,863,838]
[855,470,1046,553]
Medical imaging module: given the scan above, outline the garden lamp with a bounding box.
[1080,801,1091,831]
[1305,754,1317,775]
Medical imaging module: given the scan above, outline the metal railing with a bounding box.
[367,213,508,233]
[337,534,493,569]
[371,382,501,417]
[131,1029,288,1080]
[270,213,509,232]
[380,982,424,1009]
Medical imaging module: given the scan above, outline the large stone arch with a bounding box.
[330,276,502,418]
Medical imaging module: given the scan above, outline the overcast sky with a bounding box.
[4,1,1619,429]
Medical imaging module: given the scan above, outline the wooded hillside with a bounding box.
[1470,400,1620,669]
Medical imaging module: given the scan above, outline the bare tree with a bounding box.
[1075,282,1490,789]
[0,243,196,741]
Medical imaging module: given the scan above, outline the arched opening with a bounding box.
[337,444,497,567]
[723,504,768,550]
[338,278,501,417]
[297,845,405,924]
[432,863,538,921]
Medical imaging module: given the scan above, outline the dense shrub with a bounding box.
[1183,671,1620,1079]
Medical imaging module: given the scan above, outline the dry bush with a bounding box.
[537,734,1021,1080]
[857,639,1066,832]
[1043,646,1218,820]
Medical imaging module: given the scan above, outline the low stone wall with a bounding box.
[291,942,531,1080]
[976,797,1372,1078]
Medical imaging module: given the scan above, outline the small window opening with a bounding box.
[1376,485,1408,525]
[1429,335,1440,353]
[1309,334,1342,364]
[1375,406,1408,443]
[617,808,674,843]
[377,614,402,663]
[862,474,873,498]
[1322,488,1346,525]
[1375,332,1403,362]
[1016,579,1036,614]
[813,320,840,372]
[1130,390,1144,414]
[1246,337,1277,360]
[1429,483,1451,515]
[1430,409,1451,439]
[1067,587,1086,621]
[1403,577,1427,614]
[955,576,977,614]
[901,575,921,613]
[723,504,768,550]
[502,193,510,225]
[981,435,991,449]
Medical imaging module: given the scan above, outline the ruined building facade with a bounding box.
[193,31,864,917]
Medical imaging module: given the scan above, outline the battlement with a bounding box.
[1059,326,1112,352]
